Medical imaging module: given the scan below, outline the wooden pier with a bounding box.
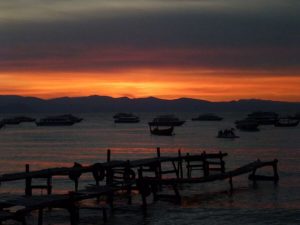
[0,148,279,225]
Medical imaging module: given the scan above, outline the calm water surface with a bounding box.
[0,112,299,224]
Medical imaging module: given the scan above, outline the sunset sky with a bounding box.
[1,0,299,101]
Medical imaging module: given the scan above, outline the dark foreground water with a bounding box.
[0,112,299,224]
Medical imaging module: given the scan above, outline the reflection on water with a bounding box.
[0,112,299,224]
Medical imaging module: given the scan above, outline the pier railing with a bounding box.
[0,148,279,225]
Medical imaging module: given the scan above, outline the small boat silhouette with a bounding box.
[149,126,174,136]
[113,113,140,123]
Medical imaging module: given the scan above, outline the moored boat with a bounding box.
[274,118,299,127]
[148,115,185,126]
[36,116,75,126]
[1,116,36,125]
[113,113,134,119]
[113,113,140,123]
[192,114,223,121]
[114,115,140,123]
[149,126,174,136]
[58,114,83,123]
[247,111,278,125]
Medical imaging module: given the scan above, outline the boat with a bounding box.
[148,115,185,126]
[35,116,75,126]
[274,118,299,127]
[57,114,83,123]
[235,119,259,131]
[192,114,223,121]
[247,111,278,125]
[1,116,36,125]
[217,128,239,139]
[113,113,134,119]
[149,126,174,136]
[114,114,140,123]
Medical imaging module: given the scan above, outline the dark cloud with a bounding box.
[1,1,299,73]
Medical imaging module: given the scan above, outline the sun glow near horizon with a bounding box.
[1,69,300,102]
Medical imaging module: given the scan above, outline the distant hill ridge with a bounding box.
[0,95,299,113]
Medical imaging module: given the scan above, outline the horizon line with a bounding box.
[1,94,300,104]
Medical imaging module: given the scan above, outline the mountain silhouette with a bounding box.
[0,95,299,113]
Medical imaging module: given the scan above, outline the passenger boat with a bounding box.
[114,114,140,123]
[35,116,75,126]
[274,118,299,127]
[192,114,223,121]
[149,126,174,136]
[235,119,259,131]
[247,111,278,125]
[148,115,185,126]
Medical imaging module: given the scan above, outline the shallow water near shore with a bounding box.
[0,112,299,224]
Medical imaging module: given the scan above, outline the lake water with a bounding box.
[0,112,299,225]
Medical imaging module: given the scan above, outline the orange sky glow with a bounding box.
[1,69,300,102]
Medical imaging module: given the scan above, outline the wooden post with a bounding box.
[69,204,79,225]
[220,151,225,173]
[156,147,162,190]
[106,150,114,211]
[178,149,183,179]
[156,147,161,158]
[125,160,132,205]
[25,164,32,196]
[107,149,111,162]
[172,161,179,179]
[138,168,147,214]
[203,151,209,177]
[186,153,191,178]
[106,149,111,185]
[273,159,279,183]
[47,176,52,195]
